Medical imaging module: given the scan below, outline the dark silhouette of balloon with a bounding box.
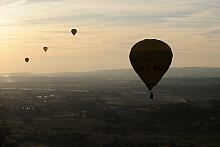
[71,28,77,36]
[25,58,29,62]
[129,39,173,97]
[43,47,48,52]
[150,92,153,99]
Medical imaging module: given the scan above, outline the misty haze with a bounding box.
[1,0,220,146]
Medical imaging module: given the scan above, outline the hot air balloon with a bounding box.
[71,28,77,36]
[43,47,48,52]
[129,39,173,99]
[25,57,29,62]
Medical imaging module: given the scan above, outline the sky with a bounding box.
[0,0,220,73]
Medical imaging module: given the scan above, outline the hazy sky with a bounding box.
[0,0,220,73]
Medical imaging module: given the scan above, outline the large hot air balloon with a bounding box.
[129,39,173,99]
[25,57,29,62]
[43,47,48,52]
[71,28,77,36]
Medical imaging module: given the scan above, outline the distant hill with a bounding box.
[0,67,220,83]
[166,67,220,78]
[83,67,220,78]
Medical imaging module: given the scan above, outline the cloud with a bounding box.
[200,27,220,38]
[0,0,27,6]
[9,0,219,30]
[2,0,219,27]
[0,0,17,5]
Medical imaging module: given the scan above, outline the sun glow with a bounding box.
[0,0,220,73]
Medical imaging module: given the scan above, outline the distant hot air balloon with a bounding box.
[25,57,29,62]
[43,47,48,52]
[71,28,77,36]
[129,39,173,99]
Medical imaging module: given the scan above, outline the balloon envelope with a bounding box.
[129,39,173,91]
[43,47,48,52]
[71,29,77,35]
[25,58,29,62]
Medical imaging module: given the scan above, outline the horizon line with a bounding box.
[1,66,220,75]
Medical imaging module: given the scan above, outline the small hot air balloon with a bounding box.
[129,39,173,99]
[25,57,29,62]
[71,28,77,36]
[43,47,48,52]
